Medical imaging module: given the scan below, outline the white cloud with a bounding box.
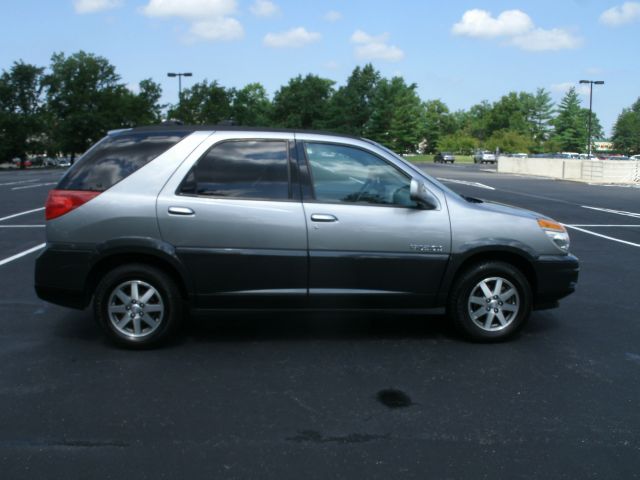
[452,9,581,52]
[74,0,121,14]
[551,82,591,96]
[189,17,244,41]
[452,9,534,38]
[263,27,321,48]
[324,10,342,22]
[509,28,582,51]
[250,0,278,17]
[350,29,404,62]
[599,2,640,26]
[142,0,236,19]
[141,0,243,43]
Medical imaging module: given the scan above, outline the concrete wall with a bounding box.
[497,157,640,184]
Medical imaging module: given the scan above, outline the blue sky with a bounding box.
[2,0,639,135]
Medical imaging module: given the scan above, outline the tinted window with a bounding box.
[58,131,190,191]
[305,142,414,207]
[179,140,289,200]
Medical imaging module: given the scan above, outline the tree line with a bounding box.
[1,51,639,166]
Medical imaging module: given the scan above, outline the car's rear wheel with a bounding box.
[448,261,532,341]
[94,264,183,348]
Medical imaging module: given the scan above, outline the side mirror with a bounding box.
[410,179,439,210]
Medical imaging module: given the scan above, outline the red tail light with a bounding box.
[45,190,101,221]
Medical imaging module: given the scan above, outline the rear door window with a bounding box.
[179,140,290,200]
[57,130,190,191]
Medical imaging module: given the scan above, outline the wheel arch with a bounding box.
[86,238,194,304]
[437,247,537,306]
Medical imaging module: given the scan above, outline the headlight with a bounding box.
[537,218,570,252]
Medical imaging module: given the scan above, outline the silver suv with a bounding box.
[35,126,578,348]
[474,150,497,164]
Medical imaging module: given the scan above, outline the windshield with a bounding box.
[364,139,465,200]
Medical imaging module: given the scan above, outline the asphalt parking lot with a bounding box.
[1,164,639,479]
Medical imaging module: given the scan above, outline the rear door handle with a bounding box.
[168,206,195,216]
[311,213,338,222]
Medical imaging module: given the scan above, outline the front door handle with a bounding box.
[168,206,195,216]
[311,213,338,222]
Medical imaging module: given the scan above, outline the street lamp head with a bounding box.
[579,80,590,84]
[594,81,605,85]
[183,73,193,77]
[167,73,177,77]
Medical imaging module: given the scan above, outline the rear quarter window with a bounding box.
[57,130,191,191]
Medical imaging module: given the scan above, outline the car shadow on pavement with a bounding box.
[185,311,456,344]
[52,309,560,346]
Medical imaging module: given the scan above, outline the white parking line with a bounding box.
[0,225,45,228]
[563,225,640,248]
[567,225,640,228]
[11,182,56,191]
[0,207,45,223]
[0,243,46,267]
[582,206,640,219]
[437,178,495,190]
[0,179,40,186]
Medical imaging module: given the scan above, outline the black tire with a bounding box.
[94,263,183,348]
[447,261,532,342]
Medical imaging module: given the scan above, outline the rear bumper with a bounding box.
[532,253,579,310]
[34,244,94,309]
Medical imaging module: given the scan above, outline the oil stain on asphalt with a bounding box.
[376,389,414,408]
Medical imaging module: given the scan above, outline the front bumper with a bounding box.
[532,253,579,309]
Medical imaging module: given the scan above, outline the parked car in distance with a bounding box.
[35,126,579,348]
[434,152,455,163]
[511,153,528,159]
[474,150,496,164]
[631,155,640,160]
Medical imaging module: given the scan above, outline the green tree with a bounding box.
[167,80,232,124]
[462,100,492,141]
[485,129,533,153]
[486,91,534,137]
[551,87,586,152]
[0,61,46,166]
[326,64,380,135]
[271,74,334,129]
[130,79,164,125]
[612,98,640,155]
[529,88,554,150]
[552,87,604,152]
[421,99,455,153]
[45,51,131,161]
[365,77,423,152]
[437,134,478,155]
[230,82,272,127]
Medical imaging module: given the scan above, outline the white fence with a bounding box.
[497,157,640,184]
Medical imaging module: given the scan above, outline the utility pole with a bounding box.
[167,72,193,106]
[579,80,605,157]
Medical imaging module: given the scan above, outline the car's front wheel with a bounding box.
[94,264,183,348]
[448,261,532,341]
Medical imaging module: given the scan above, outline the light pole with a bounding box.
[167,72,193,105]
[579,80,604,157]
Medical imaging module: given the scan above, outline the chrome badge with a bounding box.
[409,244,444,253]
